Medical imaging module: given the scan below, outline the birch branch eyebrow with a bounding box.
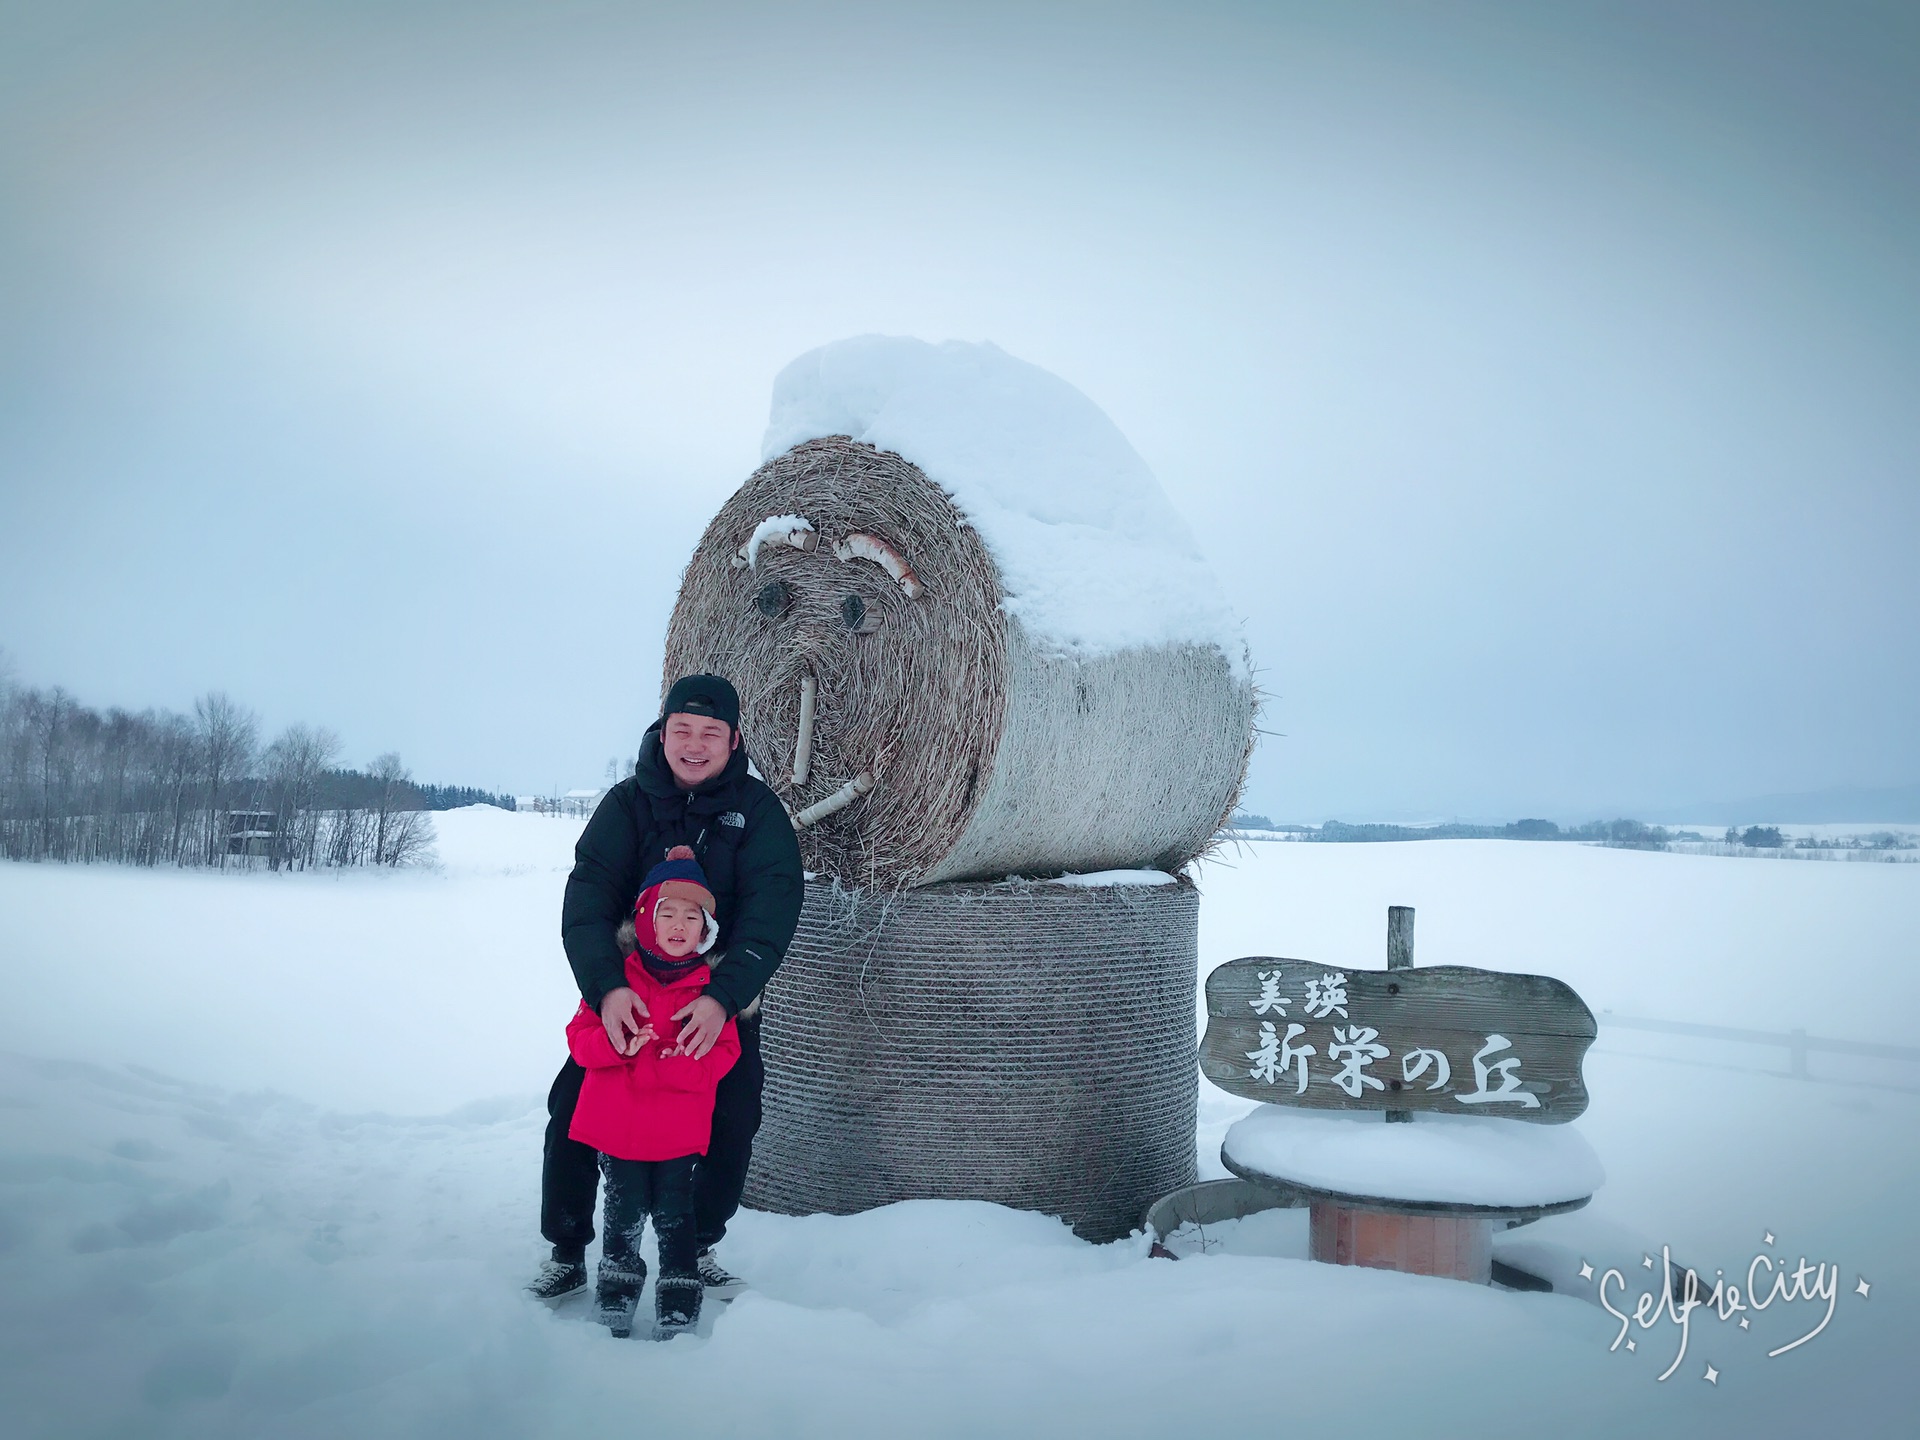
[832,532,923,599]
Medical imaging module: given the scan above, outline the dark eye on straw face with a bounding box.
[840,593,874,631]
[754,581,792,618]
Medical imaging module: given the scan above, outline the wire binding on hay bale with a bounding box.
[664,437,1256,888]
[743,876,1201,1242]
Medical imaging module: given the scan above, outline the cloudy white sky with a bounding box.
[2,1,1914,821]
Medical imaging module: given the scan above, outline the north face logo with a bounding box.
[719,811,746,829]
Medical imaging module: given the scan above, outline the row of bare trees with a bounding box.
[0,678,436,869]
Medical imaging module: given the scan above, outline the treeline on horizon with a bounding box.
[1226,813,1866,850]
[1231,812,1670,843]
[0,676,512,870]
[1316,817,1674,846]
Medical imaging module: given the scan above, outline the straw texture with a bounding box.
[663,436,1254,888]
[742,876,1201,1242]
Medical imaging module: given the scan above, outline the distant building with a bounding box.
[512,790,607,817]
[226,810,278,858]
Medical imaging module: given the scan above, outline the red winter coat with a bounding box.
[566,954,741,1162]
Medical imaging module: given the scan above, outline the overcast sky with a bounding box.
[2,1,1914,821]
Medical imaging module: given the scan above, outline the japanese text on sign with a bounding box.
[1241,970,1542,1109]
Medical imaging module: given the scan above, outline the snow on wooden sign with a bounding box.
[1201,958,1597,1123]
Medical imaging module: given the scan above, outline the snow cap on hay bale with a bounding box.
[744,873,1200,1242]
[663,336,1257,889]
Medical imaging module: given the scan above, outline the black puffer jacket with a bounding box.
[561,718,803,1019]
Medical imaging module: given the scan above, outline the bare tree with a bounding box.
[195,692,258,868]
[99,708,141,862]
[326,803,370,867]
[263,723,340,870]
[382,806,434,867]
[157,712,198,865]
[367,751,433,866]
[26,687,76,860]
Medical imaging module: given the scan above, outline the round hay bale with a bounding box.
[743,876,1200,1242]
[663,436,1255,888]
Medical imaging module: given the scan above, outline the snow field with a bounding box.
[2,808,1916,1436]
[0,805,584,1114]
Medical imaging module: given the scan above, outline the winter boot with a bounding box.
[525,1251,588,1305]
[653,1276,702,1340]
[696,1248,747,1299]
[596,1257,647,1338]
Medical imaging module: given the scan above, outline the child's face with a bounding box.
[652,896,706,957]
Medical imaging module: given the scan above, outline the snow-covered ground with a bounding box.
[2,808,1915,1437]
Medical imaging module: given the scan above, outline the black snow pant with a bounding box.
[541,1014,763,1261]
[599,1153,699,1281]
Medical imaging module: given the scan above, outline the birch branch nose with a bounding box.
[792,674,817,786]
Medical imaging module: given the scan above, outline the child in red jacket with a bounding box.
[566,853,740,1339]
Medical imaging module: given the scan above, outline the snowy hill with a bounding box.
[1,807,1914,1437]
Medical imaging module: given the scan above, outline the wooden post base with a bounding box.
[1309,1201,1493,1284]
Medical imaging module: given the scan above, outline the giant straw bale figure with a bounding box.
[665,337,1257,1239]
[665,338,1255,889]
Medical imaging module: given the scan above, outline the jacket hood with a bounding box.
[633,716,752,802]
[633,862,720,959]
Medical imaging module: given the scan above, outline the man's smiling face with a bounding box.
[662,712,737,789]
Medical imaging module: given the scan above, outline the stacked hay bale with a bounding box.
[664,337,1256,1240]
[745,879,1202,1243]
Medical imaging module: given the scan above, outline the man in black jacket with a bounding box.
[528,674,804,1304]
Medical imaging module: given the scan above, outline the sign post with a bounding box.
[1385,905,1414,1123]
[1200,907,1600,1283]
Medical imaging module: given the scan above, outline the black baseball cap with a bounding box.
[661,673,741,730]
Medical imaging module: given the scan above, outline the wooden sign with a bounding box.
[1202,957,1597,1124]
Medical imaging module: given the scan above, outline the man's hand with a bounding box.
[668,995,729,1059]
[600,987,651,1057]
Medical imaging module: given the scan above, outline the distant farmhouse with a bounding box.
[514,788,608,818]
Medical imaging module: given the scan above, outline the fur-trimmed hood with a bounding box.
[613,917,760,1019]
